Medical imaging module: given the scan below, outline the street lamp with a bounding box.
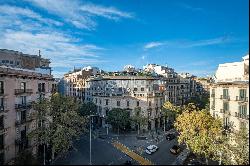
[89,115,95,165]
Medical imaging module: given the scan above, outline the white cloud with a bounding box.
[144,36,233,50]
[144,42,165,49]
[0,5,63,26]
[80,4,133,20]
[25,0,133,30]
[0,31,106,69]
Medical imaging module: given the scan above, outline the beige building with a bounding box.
[0,55,55,164]
[63,66,101,102]
[86,76,164,130]
[0,49,51,72]
[210,54,249,131]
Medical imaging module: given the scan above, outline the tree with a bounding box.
[162,101,182,132]
[130,107,147,135]
[174,108,223,164]
[106,108,130,135]
[28,93,87,161]
[230,126,249,165]
[79,102,97,116]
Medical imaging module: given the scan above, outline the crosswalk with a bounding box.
[112,141,154,165]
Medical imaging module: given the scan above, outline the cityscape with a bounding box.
[0,0,249,165]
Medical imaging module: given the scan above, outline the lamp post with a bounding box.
[89,115,94,165]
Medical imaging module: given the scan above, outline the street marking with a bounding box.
[112,141,154,165]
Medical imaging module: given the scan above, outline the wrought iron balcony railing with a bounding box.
[220,95,230,100]
[14,89,33,95]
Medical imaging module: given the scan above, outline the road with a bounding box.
[53,133,137,165]
[142,138,179,165]
[53,129,180,165]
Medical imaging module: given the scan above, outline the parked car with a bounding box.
[166,133,175,140]
[170,145,181,154]
[145,145,158,155]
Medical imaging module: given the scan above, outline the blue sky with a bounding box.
[0,0,249,78]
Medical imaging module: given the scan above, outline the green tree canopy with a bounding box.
[28,94,87,158]
[79,102,97,116]
[106,108,130,134]
[174,109,223,163]
[130,107,147,135]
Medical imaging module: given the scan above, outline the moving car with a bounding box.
[166,133,175,140]
[170,145,181,154]
[145,145,158,155]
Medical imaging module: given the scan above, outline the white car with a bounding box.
[145,145,158,154]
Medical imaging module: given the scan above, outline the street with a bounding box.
[53,128,180,165]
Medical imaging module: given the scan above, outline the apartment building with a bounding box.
[63,66,101,102]
[0,50,55,164]
[210,54,249,131]
[194,77,212,95]
[86,76,164,130]
[0,49,51,73]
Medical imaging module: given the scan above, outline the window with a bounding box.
[16,61,20,66]
[239,105,247,115]
[0,81,3,94]
[239,89,247,99]
[0,116,3,130]
[10,61,13,64]
[0,98,3,107]
[127,101,129,107]
[99,99,102,105]
[137,101,140,107]
[223,117,229,127]
[141,88,144,91]
[21,110,26,122]
[134,88,137,91]
[223,102,229,111]
[0,134,3,150]
[117,101,120,106]
[149,101,151,107]
[105,99,109,106]
[95,98,97,104]
[223,89,228,97]
[20,82,26,91]
[21,96,27,105]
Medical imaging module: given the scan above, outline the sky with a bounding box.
[0,0,249,78]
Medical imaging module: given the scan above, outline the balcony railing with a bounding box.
[220,95,230,100]
[236,96,248,102]
[15,103,32,110]
[220,109,230,115]
[238,113,249,120]
[211,94,215,98]
[14,89,33,95]
[15,119,27,126]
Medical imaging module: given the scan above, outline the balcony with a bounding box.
[236,96,248,102]
[15,119,27,126]
[238,113,249,120]
[14,89,33,95]
[220,109,230,115]
[15,103,32,110]
[220,95,230,100]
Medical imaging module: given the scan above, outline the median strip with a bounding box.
[112,141,154,165]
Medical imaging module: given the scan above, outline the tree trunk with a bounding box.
[164,117,166,132]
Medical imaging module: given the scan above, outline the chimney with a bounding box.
[38,50,41,58]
